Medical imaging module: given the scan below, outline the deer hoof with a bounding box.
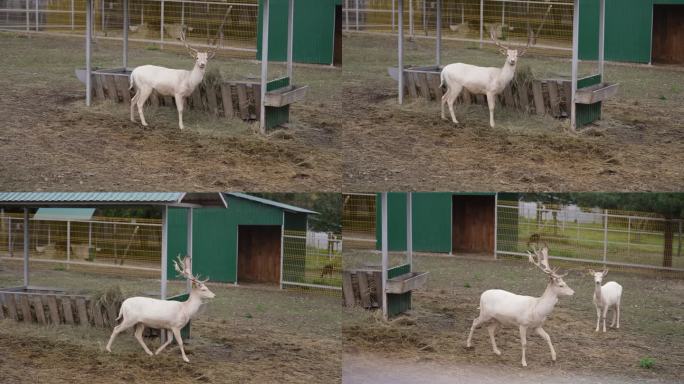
[183,357,190,363]
[493,349,501,356]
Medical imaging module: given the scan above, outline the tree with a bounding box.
[251,193,342,234]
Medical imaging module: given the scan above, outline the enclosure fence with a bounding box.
[281,229,342,295]
[343,0,574,54]
[0,0,258,58]
[342,193,377,250]
[496,200,684,277]
[0,212,161,275]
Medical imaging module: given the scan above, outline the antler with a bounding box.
[527,244,566,278]
[179,29,198,58]
[207,5,233,59]
[489,26,509,55]
[173,254,199,281]
[518,27,534,57]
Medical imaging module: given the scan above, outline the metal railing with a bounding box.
[281,229,342,294]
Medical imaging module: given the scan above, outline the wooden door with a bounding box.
[238,226,281,284]
[652,5,684,65]
[452,196,495,255]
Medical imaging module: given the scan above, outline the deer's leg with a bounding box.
[174,94,185,130]
[447,84,462,125]
[172,328,189,363]
[466,315,488,348]
[519,326,528,367]
[441,88,449,120]
[486,92,496,128]
[616,301,621,329]
[487,322,501,356]
[130,91,138,122]
[106,317,135,352]
[134,323,154,356]
[136,87,153,127]
[610,305,617,328]
[602,306,609,332]
[595,306,601,332]
[155,329,175,355]
[535,327,556,362]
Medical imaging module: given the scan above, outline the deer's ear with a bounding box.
[602,269,609,277]
[587,269,595,276]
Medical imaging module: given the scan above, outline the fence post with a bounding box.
[67,220,71,269]
[160,0,164,48]
[602,210,608,265]
[71,0,74,30]
[88,222,92,250]
[354,0,359,31]
[101,0,105,33]
[25,0,29,31]
[627,216,631,260]
[392,0,395,33]
[409,0,413,38]
[279,213,284,289]
[34,0,38,31]
[422,0,426,36]
[181,1,184,25]
[345,0,349,32]
[479,0,483,48]
[23,209,29,287]
[8,217,12,257]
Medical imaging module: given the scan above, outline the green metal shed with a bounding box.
[166,193,314,286]
[579,0,684,64]
[376,192,518,255]
[257,0,343,66]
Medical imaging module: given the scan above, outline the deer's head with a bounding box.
[180,30,218,71]
[173,255,216,299]
[588,269,608,287]
[490,27,532,67]
[528,245,574,297]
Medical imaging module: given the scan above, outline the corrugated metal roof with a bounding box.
[34,208,96,221]
[0,192,184,204]
[226,193,318,214]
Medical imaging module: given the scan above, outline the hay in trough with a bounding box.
[92,285,124,309]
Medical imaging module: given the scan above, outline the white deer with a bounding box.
[440,28,531,128]
[105,255,215,362]
[588,269,622,332]
[466,245,574,367]
[129,26,223,130]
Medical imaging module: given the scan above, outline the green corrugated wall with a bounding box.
[167,195,292,284]
[256,0,339,65]
[579,0,684,63]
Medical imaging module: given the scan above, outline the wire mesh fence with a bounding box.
[343,0,574,54]
[281,229,342,295]
[0,212,162,275]
[497,200,684,277]
[0,0,258,58]
[342,193,376,250]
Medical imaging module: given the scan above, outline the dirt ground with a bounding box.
[342,253,684,382]
[341,34,684,191]
[0,32,341,191]
[0,264,341,383]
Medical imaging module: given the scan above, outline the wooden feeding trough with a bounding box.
[389,66,619,125]
[386,271,429,294]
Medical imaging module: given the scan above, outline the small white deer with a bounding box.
[588,269,622,332]
[105,255,215,362]
[129,28,221,130]
[440,28,531,128]
[466,245,574,367]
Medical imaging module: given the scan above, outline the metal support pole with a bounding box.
[407,192,412,268]
[570,0,579,130]
[287,0,294,82]
[7,217,12,257]
[181,1,184,25]
[493,193,498,259]
[71,0,74,30]
[603,209,608,265]
[398,0,404,104]
[501,0,505,27]
[186,207,193,293]
[160,205,168,299]
[85,0,92,106]
[392,0,395,33]
[88,222,92,249]
[101,0,105,33]
[160,0,164,48]
[598,0,605,78]
[35,0,38,31]
[409,0,414,38]
[627,217,631,260]
[66,220,71,269]
[345,0,349,32]
[279,212,285,289]
[23,208,29,288]
[355,0,359,31]
[381,192,388,321]
[422,0,426,35]
[435,0,441,67]
[123,0,128,69]
[26,0,29,32]
[259,0,270,134]
[479,0,483,48]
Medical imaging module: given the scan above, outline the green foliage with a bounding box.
[463,282,471,288]
[639,357,655,369]
[202,67,223,88]
[145,45,160,51]
[252,193,342,233]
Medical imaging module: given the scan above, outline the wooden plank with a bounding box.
[416,72,431,100]
[252,84,261,120]
[503,85,515,107]
[115,76,131,104]
[76,298,89,326]
[62,298,74,324]
[91,301,104,327]
[406,72,418,99]
[220,83,234,118]
[6,293,18,320]
[342,271,355,307]
[357,272,372,308]
[517,84,529,112]
[106,303,118,327]
[206,85,219,115]
[547,80,561,117]
[373,271,383,308]
[103,75,119,101]
[236,84,250,120]
[191,87,204,110]
[427,73,443,100]
[0,294,4,320]
[47,295,60,325]
[19,295,32,323]
[561,80,572,115]
[93,74,106,100]
[532,80,545,115]
[32,296,47,325]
